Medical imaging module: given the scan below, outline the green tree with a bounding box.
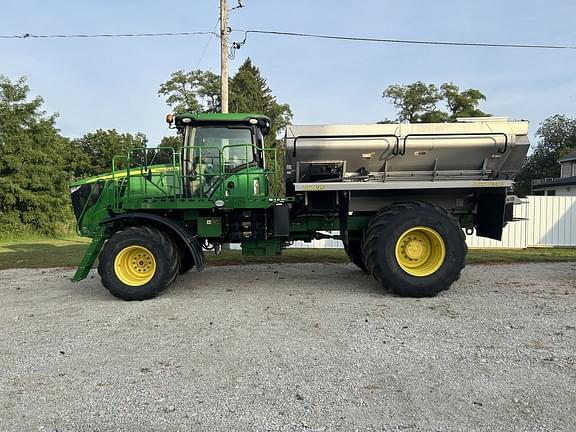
[0,75,72,236]
[158,58,293,142]
[418,110,450,123]
[158,70,221,112]
[514,115,576,196]
[440,83,487,120]
[198,72,221,113]
[151,135,184,164]
[382,81,489,123]
[71,129,147,178]
[229,58,292,142]
[159,135,183,152]
[382,81,442,122]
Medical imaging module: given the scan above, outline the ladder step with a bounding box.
[72,236,106,282]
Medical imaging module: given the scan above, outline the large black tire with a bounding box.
[98,226,180,300]
[345,239,368,272]
[363,202,467,297]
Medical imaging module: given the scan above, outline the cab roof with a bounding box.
[174,112,271,126]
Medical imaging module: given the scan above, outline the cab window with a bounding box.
[189,127,254,172]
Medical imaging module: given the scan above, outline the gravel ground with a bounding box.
[0,262,575,432]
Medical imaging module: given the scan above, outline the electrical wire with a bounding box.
[195,19,221,69]
[0,31,216,39]
[2,28,574,51]
[233,29,576,50]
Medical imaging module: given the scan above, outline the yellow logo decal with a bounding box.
[472,181,505,187]
[303,185,326,191]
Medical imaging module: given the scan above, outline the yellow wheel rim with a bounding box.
[114,245,156,286]
[395,226,446,277]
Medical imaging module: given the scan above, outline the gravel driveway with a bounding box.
[0,262,575,432]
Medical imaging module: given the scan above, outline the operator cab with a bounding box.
[169,113,270,198]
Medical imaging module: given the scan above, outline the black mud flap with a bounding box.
[476,191,506,240]
[273,204,290,237]
[189,236,205,271]
[339,191,350,248]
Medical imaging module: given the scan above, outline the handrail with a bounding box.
[401,132,509,156]
[112,155,127,208]
[290,134,401,157]
[108,144,281,207]
[181,143,279,200]
[126,146,179,201]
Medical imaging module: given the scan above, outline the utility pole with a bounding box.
[220,0,230,251]
[220,0,229,113]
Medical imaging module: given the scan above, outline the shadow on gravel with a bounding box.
[54,263,386,303]
[173,263,389,298]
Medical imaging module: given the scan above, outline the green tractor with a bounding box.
[71,113,529,300]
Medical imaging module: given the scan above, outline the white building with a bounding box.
[531,149,576,196]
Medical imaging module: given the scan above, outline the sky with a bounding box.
[1,0,575,146]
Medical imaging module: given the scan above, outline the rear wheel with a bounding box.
[98,226,180,300]
[363,202,467,297]
[345,238,368,272]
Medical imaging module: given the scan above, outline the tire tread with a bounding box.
[97,226,180,300]
[363,201,467,297]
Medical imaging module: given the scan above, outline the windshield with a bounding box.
[188,126,254,170]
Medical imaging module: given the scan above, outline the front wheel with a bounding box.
[98,226,180,300]
[363,202,467,297]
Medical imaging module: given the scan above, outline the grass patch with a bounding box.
[0,238,574,271]
[0,237,90,269]
[467,247,576,264]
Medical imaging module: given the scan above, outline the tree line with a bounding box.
[0,61,573,238]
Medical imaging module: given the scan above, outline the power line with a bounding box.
[2,28,574,51]
[195,19,221,69]
[233,29,576,50]
[0,31,216,39]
